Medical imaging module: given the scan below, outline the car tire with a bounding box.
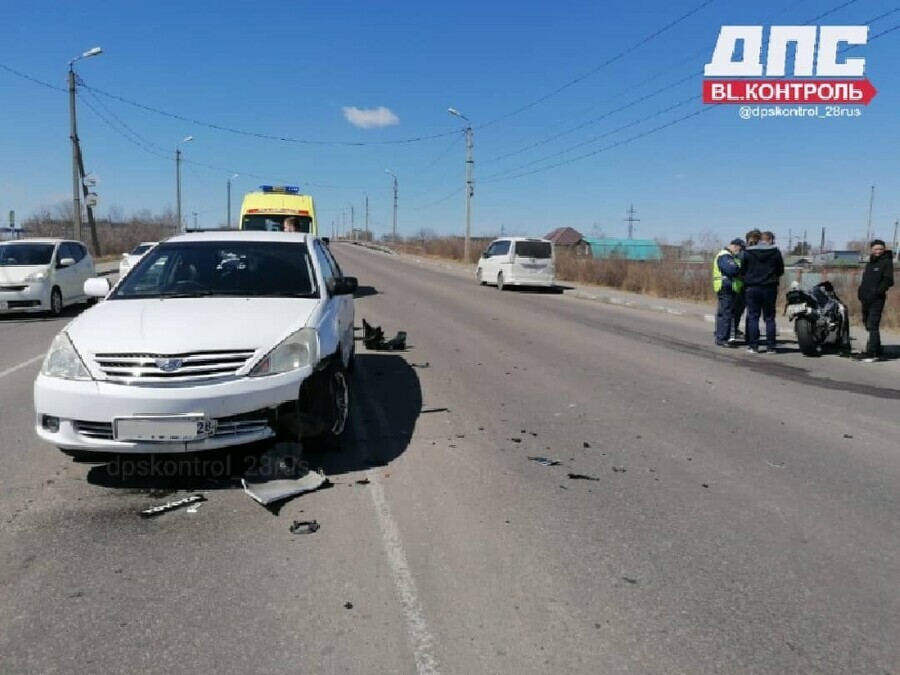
[307,358,350,452]
[497,272,505,291]
[49,287,63,317]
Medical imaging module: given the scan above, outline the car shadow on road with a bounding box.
[304,353,420,477]
[353,285,380,299]
[83,354,421,496]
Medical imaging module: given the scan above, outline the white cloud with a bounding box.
[342,106,400,129]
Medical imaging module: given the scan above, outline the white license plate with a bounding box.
[787,303,808,316]
[113,416,217,442]
[0,301,7,311]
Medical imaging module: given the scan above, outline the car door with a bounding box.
[487,239,510,283]
[319,241,354,365]
[68,243,92,300]
[54,243,80,304]
[311,241,346,364]
[482,241,500,281]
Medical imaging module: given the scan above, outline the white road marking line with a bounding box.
[352,365,441,675]
[0,354,44,380]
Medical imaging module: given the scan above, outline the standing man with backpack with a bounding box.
[853,239,894,362]
[742,230,785,353]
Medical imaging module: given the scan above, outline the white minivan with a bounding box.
[476,237,556,290]
[0,238,96,316]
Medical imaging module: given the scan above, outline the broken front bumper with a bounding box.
[33,367,312,453]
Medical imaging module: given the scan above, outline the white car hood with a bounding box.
[0,265,47,284]
[67,296,320,355]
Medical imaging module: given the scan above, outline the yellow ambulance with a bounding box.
[238,185,317,234]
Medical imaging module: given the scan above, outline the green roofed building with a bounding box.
[583,237,663,261]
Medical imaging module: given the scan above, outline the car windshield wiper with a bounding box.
[257,291,320,298]
[157,290,215,298]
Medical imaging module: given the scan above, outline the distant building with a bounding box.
[583,237,663,261]
[812,250,862,267]
[544,227,590,255]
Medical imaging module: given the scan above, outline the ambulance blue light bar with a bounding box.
[260,185,300,194]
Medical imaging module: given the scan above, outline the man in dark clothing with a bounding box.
[732,229,761,341]
[742,230,784,353]
[853,239,894,362]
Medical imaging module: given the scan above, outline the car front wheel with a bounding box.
[307,359,350,452]
[49,287,63,316]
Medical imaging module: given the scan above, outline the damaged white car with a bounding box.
[33,230,357,459]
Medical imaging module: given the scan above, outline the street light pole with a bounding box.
[385,170,398,245]
[364,192,369,241]
[175,135,193,235]
[227,173,238,228]
[68,47,102,241]
[448,108,473,263]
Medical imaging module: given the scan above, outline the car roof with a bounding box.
[163,231,318,244]
[2,238,69,244]
[492,236,552,243]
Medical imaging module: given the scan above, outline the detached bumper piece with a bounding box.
[362,318,407,351]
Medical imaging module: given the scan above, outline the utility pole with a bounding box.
[820,227,825,254]
[385,170,398,245]
[893,218,899,255]
[68,65,82,242]
[193,212,198,230]
[74,142,101,255]
[624,204,640,240]
[350,203,355,239]
[227,174,238,228]
[365,193,369,241]
[865,184,875,246]
[802,229,807,256]
[464,124,473,261]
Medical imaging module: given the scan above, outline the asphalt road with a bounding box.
[1,243,898,675]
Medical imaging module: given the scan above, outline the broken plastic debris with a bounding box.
[140,493,206,518]
[421,407,449,414]
[362,318,407,351]
[583,442,591,448]
[289,520,320,534]
[612,466,627,473]
[568,473,600,481]
[344,601,354,610]
[355,478,371,485]
[528,456,561,466]
[242,469,329,506]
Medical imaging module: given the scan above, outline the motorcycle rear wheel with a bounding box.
[795,317,821,356]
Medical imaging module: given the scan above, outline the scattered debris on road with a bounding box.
[411,362,430,368]
[568,473,600,481]
[344,601,354,610]
[421,406,450,414]
[702,483,710,488]
[289,520,320,534]
[355,478,371,485]
[583,442,591,448]
[843,434,854,439]
[241,442,330,506]
[140,493,206,518]
[612,466,627,473]
[766,461,785,468]
[622,577,638,585]
[362,318,408,351]
[528,456,561,466]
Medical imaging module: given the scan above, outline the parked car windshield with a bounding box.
[110,241,320,299]
[130,243,154,256]
[0,243,55,266]
[514,241,552,258]
[241,214,313,233]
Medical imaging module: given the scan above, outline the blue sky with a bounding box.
[1,0,898,249]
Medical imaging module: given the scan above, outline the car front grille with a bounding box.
[92,349,257,383]
[73,420,114,440]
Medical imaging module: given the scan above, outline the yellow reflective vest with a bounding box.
[712,249,743,293]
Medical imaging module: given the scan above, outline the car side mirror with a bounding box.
[330,276,358,296]
[481,251,489,258]
[84,277,111,298]
[322,237,330,246]
[58,257,76,268]
[122,253,129,258]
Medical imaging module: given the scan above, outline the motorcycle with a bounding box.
[784,280,851,356]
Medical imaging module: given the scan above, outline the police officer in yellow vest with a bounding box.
[713,238,745,348]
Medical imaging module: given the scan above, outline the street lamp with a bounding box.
[385,169,398,245]
[175,135,193,234]
[68,46,102,242]
[227,173,238,228]
[448,107,474,263]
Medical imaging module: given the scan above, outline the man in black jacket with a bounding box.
[853,239,894,362]
[742,230,785,353]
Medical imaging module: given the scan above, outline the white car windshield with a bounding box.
[110,241,320,299]
[0,243,55,266]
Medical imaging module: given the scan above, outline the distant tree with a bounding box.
[790,241,811,256]
[696,230,723,257]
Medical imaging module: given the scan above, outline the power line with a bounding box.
[482,95,698,181]
[81,86,169,155]
[0,62,65,91]
[411,186,464,211]
[80,82,458,147]
[477,0,718,130]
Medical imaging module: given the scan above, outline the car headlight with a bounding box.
[248,328,318,377]
[24,270,47,283]
[40,332,92,381]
